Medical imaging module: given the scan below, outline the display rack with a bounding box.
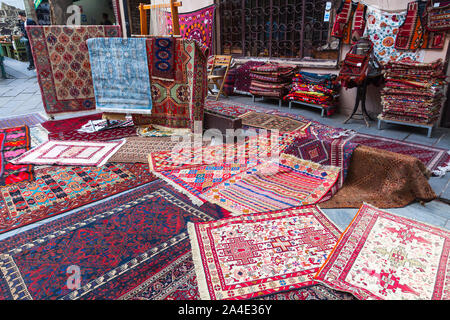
[377,115,435,138]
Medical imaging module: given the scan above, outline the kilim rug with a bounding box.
[108,136,183,163]
[0,113,47,129]
[11,140,125,167]
[320,145,437,209]
[188,205,341,300]
[238,111,310,133]
[26,26,122,115]
[0,163,155,235]
[347,132,450,175]
[0,126,34,187]
[119,252,355,300]
[201,153,340,216]
[41,113,103,133]
[315,203,450,300]
[0,180,227,300]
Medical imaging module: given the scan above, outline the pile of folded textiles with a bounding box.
[249,63,297,99]
[380,59,446,125]
[284,72,341,116]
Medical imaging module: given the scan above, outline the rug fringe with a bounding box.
[432,151,450,177]
[151,171,205,206]
[187,222,211,300]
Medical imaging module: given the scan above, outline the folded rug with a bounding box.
[188,204,341,300]
[320,145,437,209]
[315,203,450,300]
[11,140,126,167]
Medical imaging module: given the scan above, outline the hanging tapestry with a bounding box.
[364,6,425,64]
[11,140,125,167]
[201,153,340,216]
[0,180,226,300]
[0,163,155,235]
[426,0,450,31]
[0,126,34,187]
[331,0,366,44]
[87,38,153,114]
[150,37,176,81]
[395,1,445,50]
[165,4,216,54]
[315,203,450,300]
[188,205,341,300]
[26,25,122,115]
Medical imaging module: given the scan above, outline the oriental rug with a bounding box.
[0,163,155,235]
[0,113,47,129]
[238,111,310,133]
[188,205,341,300]
[41,113,103,134]
[320,145,437,209]
[87,38,153,114]
[347,132,450,175]
[11,140,125,167]
[0,180,226,300]
[108,136,194,164]
[119,251,355,300]
[165,4,216,54]
[26,26,122,115]
[48,126,138,142]
[315,203,450,300]
[0,126,34,187]
[201,153,340,216]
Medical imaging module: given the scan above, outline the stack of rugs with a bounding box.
[380,59,446,125]
[284,72,341,116]
[249,63,297,99]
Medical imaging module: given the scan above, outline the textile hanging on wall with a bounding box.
[426,0,450,31]
[395,1,445,50]
[332,0,367,44]
[364,6,425,64]
[165,4,216,54]
[87,38,154,114]
[26,26,122,115]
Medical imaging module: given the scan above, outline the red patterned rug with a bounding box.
[188,205,341,300]
[315,203,450,300]
[348,132,450,175]
[42,114,138,141]
[0,180,226,300]
[0,126,34,186]
[0,163,155,235]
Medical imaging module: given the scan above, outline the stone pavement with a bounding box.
[0,57,449,239]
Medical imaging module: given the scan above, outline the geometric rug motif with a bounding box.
[118,252,355,300]
[201,153,341,216]
[11,140,125,167]
[0,113,47,129]
[188,205,342,300]
[347,132,450,175]
[0,163,155,235]
[0,126,34,187]
[0,180,226,299]
[315,203,450,300]
[26,26,122,115]
[238,111,309,133]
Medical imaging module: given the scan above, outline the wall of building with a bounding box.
[0,2,22,36]
[75,0,116,25]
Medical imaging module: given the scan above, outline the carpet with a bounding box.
[320,145,437,209]
[201,153,340,216]
[108,136,185,163]
[347,132,450,176]
[238,111,310,133]
[87,38,153,114]
[11,140,125,167]
[0,163,155,235]
[315,203,450,300]
[120,251,355,300]
[165,4,216,54]
[0,126,34,187]
[0,113,47,129]
[41,113,103,133]
[26,26,122,115]
[150,37,176,81]
[0,180,226,300]
[188,204,341,300]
